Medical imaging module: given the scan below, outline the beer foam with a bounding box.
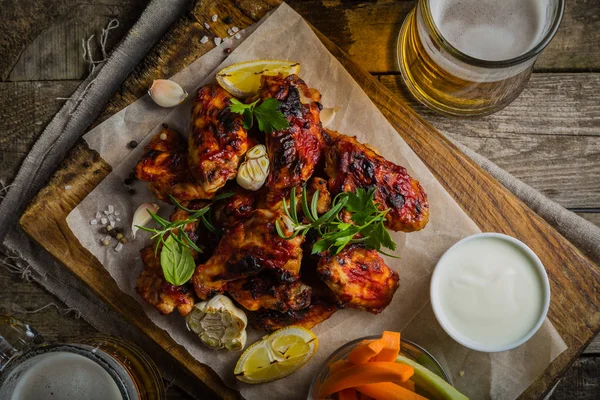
[6,352,123,400]
[429,0,546,61]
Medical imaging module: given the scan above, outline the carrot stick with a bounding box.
[330,359,353,374]
[338,388,358,400]
[348,340,386,365]
[318,362,414,398]
[399,379,416,392]
[373,331,401,362]
[356,382,427,400]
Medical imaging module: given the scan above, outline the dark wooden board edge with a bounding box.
[19,1,600,399]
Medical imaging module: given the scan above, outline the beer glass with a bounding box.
[398,0,564,117]
[0,315,165,399]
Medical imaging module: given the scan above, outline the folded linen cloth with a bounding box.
[0,1,598,399]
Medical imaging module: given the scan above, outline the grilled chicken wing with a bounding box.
[317,245,399,314]
[259,74,324,208]
[211,185,258,230]
[135,127,213,202]
[249,297,338,332]
[136,246,195,316]
[169,201,220,262]
[324,130,429,232]
[192,209,304,300]
[189,85,249,193]
[227,273,312,312]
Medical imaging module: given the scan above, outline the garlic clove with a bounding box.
[237,144,270,191]
[131,203,160,239]
[246,144,267,159]
[148,79,188,108]
[320,107,339,128]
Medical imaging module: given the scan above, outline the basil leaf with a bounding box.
[160,234,195,286]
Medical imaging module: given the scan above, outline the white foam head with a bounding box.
[429,0,546,61]
[2,352,124,400]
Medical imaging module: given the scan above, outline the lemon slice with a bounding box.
[216,60,300,98]
[234,326,318,384]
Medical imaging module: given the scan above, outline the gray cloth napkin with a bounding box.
[0,1,598,399]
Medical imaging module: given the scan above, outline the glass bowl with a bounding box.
[307,336,451,399]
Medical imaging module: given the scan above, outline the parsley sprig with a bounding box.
[275,187,397,256]
[229,98,289,134]
[136,192,233,256]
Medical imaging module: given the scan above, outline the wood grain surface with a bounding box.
[1,0,599,399]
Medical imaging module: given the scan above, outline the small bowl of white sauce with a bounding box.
[430,232,550,352]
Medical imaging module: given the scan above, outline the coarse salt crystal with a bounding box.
[114,210,120,216]
[103,210,110,215]
[101,217,108,224]
[214,37,222,46]
[116,217,121,222]
[204,22,210,29]
[95,212,102,219]
[227,28,233,36]
[108,205,114,214]
[200,35,208,44]
[64,185,72,190]
[211,14,218,22]
[114,242,124,252]
[232,26,239,33]
[234,33,241,40]
[90,219,98,225]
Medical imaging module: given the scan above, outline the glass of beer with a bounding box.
[0,315,165,399]
[398,0,564,117]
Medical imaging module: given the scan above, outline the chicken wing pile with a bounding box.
[134,74,429,332]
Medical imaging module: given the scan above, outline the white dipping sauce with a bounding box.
[431,234,549,351]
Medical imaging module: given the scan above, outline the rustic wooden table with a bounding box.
[1,1,598,398]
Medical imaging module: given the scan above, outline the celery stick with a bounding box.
[396,355,469,400]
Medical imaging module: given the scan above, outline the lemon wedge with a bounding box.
[234,326,318,384]
[216,60,300,98]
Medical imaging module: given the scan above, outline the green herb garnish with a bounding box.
[160,234,195,286]
[229,98,289,134]
[135,192,233,286]
[136,193,233,253]
[276,187,397,256]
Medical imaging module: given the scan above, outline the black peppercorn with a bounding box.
[129,140,138,149]
[223,16,232,24]
[225,47,232,54]
[128,188,137,196]
[124,178,133,186]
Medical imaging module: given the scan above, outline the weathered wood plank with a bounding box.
[4,0,599,81]
[379,73,600,138]
[378,73,600,209]
[577,213,600,228]
[0,80,81,185]
[287,0,600,73]
[1,0,147,81]
[552,357,600,399]
[0,265,97,342]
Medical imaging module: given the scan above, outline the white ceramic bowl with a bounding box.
[430,232,550,352]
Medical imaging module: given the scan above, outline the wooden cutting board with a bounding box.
[19,1,600,399]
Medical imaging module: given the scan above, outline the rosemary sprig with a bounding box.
[136,192,234,255]
[275,187,397,256]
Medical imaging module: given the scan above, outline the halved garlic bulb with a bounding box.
[131,203,160,239]
[185,295,248,351]
[148,79,188,107]
[237,144,270,191]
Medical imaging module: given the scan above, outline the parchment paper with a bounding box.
[66,4,567,399]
